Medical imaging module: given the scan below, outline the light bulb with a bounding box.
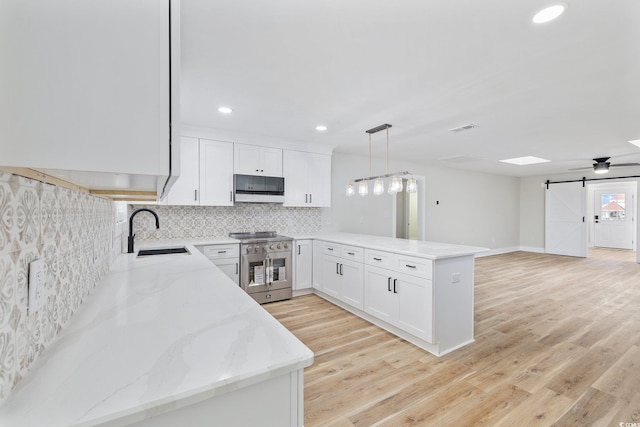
[406,177,417,193]
[373,179,384,195]
[395,176,403,192]
[388,176,402,194]
[346,182,355,196]
[358,181,369,196]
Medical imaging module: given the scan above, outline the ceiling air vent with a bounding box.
[449,123,478,133]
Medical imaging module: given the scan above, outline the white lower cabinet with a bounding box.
[319,242,364,310]
[365,266,433,342]
[363,266,395,323]
[293,239,313,290]
[197,244,240,285]
[364,251,433,343]
[320,255,341,298]
[339,259,364,310]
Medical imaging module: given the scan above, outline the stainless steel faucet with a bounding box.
[128,208,160,253]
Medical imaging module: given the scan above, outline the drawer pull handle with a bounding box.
[387,277,391,292]
[347,252,355,255]
[393,279,398,293]
[218,251,227,254]
[327,247,334,251]
[373,257,382,261]
[405,264,417,269]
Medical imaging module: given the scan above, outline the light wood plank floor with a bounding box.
[264,249,640,426]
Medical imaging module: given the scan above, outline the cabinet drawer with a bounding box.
[341,245,364,262]
[322,242,341,256]
[396,255,432,279]
[364,249,397,268]
[202,244,239,259]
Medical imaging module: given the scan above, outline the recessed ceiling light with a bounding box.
[218,107,233,114]
[533,5,566,24]
[629,139,640,148]
[500,156,550,166]
[315,125,327,131]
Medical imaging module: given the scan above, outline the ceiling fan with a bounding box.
[569,157,640,174]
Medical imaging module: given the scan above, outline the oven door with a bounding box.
[241,250,291,294]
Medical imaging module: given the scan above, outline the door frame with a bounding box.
[391,175,426,240]
[587,180,637,251]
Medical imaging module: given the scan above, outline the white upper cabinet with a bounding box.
[167,137,200,205]
[199,139,234,206]
[234,144,283,177]
[167,138,234,206]
[0,0,180,196]
[283,150,331,207]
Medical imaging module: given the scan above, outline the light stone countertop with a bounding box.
[289,232,489,259]
[0,242,314,427]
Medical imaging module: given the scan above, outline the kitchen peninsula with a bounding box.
[306,233,488,356]
[0,241,313,427]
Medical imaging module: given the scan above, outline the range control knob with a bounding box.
[283,243,289,249]
[277,243,282,250]
[254,246,259,253]
[269,244,275,250]
[246,246,252,253]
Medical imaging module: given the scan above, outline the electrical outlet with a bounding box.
[451,272,461,283]
[28,259,46,313]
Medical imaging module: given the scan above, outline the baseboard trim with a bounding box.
[475,246,546,257]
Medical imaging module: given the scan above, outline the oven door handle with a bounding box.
[263,257,268,285]
[269,257,274,284]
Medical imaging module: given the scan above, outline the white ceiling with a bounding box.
[180,0,640,177]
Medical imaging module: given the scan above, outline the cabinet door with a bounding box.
[294,240,313,290]
[394,272,433,342]
[3,0,172,177]
[321,255,341,298]
[213,258,240,285]
[260,147,283,177]
[167,137,199,205]
[234,144,262,175]
[340,259,364,310]
[312,240,323,290]
[363,266,395,323]
[307,153,332,207]
[234,144,283,176]
[283,151,331,207]
[200,139,234,206]
[283,150,309,206]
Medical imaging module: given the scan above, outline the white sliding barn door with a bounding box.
[545,182,587,257]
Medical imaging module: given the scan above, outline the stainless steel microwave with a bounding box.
[233,174,285,204]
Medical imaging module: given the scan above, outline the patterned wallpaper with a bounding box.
[0,171,119,402]
[128,204,323,240]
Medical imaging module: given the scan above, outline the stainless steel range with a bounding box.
[229,231,293,304]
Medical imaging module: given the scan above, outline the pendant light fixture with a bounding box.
[346,123,417,197]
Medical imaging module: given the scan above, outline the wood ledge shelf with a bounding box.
[1,167,158,201]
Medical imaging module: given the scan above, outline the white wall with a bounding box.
[326,153,521,250]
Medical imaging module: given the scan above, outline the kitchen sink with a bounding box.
[137,246,190,257]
